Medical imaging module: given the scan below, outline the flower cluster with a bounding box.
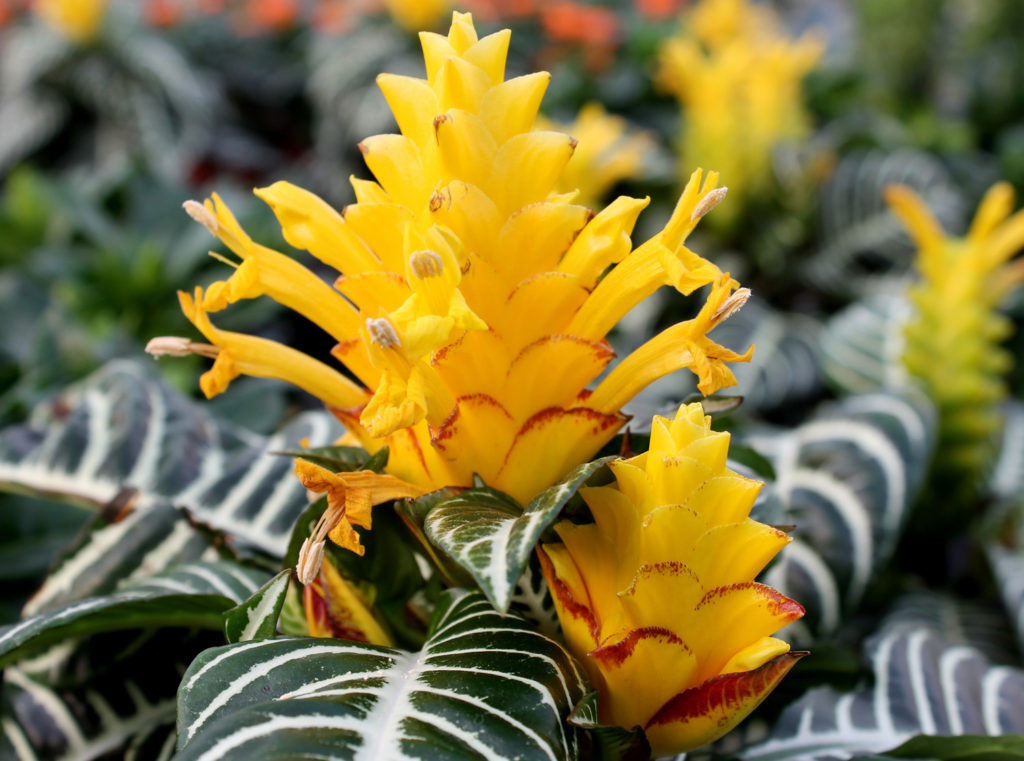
[540,402,804,754]
[658,0,821,228]
[889,182,1024,503]
[155,11,752,507]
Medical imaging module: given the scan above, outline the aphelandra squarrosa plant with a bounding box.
[540,403,806,755]
[145,11,803,756]
[887,182,1024,517]
[148,11,752,508]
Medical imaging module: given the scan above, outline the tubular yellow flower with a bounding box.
[539,403,804,755]
[657,0,821,229]
[539,103,655,210]
[153,12,752,515]
[887,182,1024,504]
[35,0,106,42]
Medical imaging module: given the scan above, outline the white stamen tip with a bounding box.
[297,537,326,586]
[366,317,401,349]
[712,287,751,324]
[183,200,218,235]
[409,250,444,279]
[691,187,729,221]
[145,336,196,357]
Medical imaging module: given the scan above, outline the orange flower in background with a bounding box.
[540,1,618,47]
[539,403,804,754]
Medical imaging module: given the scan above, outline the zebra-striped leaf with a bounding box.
[223,570,291,644]
[707,295,824,412]
[739,595,1024,761]
[745,392,935,638]
[423,457,615,613]
[0,360,342,557]
[820,291,912,396]
[0,561,268,668]
[804,149,964,298]
[23,501,216,617]
[1,661,179,761]
[175,589,590,761]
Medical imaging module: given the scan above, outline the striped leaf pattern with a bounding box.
[1,663,178,761]
[0,562,268,668]
[804,149,964,298]
[0,360,342,556]
[706,295,824,412]
[23,502,215,617]
[745,392,935,638]
[222,570,291,644]
[739,596,1024,761]
[175,590,590,761]
[424,458,614,613]
[820,291,913,396]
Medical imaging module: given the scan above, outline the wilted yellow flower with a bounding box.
[539,403,804,754]
[658,0,821,228]
[888,182,1024,501]
[540,103,655,209]
[153,12,751,514]
[35,0,106,42]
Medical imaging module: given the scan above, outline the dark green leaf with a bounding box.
[175,590,590,761]
[424,457,615,612]
[223,570,290,644]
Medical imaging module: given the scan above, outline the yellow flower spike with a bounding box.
[658,0,821,228]
[889,182,1024,510]
[35,0,105,42]
[540,403,804,755]
[161,11,753,518]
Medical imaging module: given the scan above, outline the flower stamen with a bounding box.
[366,317,402,348]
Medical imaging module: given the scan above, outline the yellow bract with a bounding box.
[888,182,1024,494]
[162,12,752,514]
[658,0,821,228]
[35,0,106,42]
[539,403,803,754]
[540,103,655,210]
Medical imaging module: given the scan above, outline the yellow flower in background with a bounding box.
[540,103,655,210]
[887,182,1024,501]
[151,12,752,516]
[539,403,804,754]
[383,0,451,32]
[35,0,106,42]
[658,0,821,229]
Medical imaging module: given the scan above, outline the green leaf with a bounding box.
[223,570,290,644]
[739,595,1024,760]
[0,561,268,668]
[175,590,590,761]
[22,501,214,618]
[2,662,178,761]
[861,734,1024,761]
[744,391,935,637]
[0,360,344,556]
[424,457,615,613]
[567,693,651,761]
[273,444,387,473]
